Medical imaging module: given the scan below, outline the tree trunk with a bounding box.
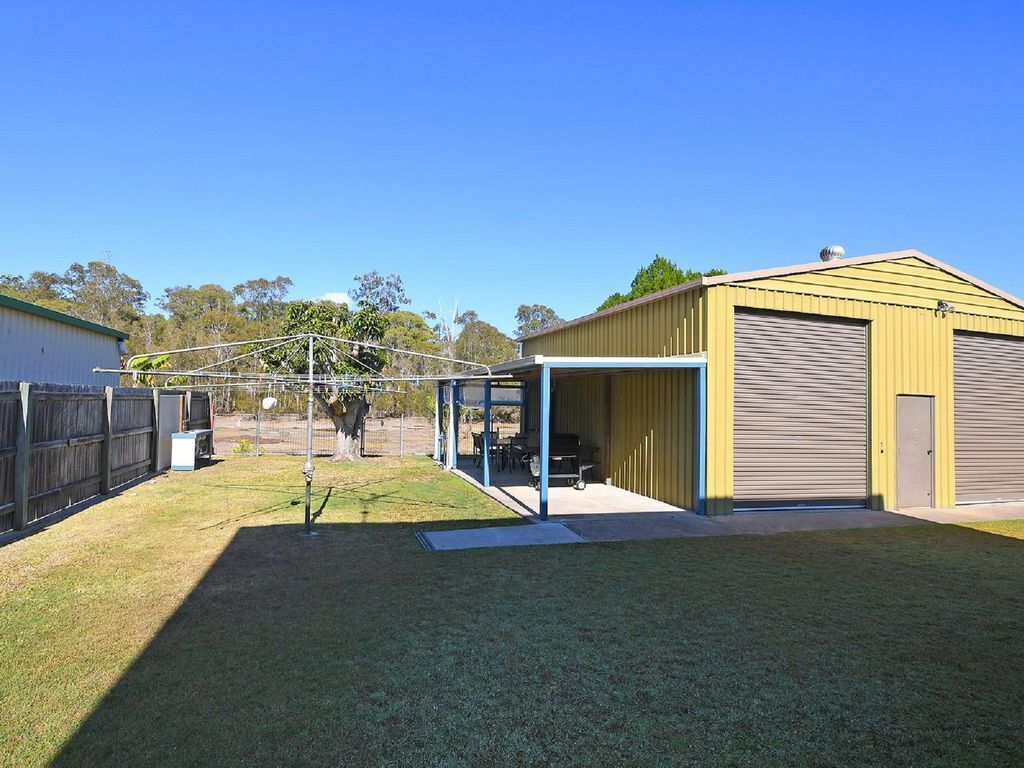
[316,393,368,461]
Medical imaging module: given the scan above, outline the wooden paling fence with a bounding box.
[0,382,210,535]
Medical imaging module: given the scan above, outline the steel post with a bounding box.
[303,334,316,536]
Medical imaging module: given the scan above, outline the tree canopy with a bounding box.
[515,304,563,338]
[597,255,726,310]
[453,318,516,365]
[0,257,557,418]
[1,260,148,329]
[352,271,410,312]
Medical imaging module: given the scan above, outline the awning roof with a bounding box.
[452,353,707,380]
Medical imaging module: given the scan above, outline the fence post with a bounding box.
[101,386,114,494]
[150,390,160,472]
[255,408,261,457]
[359,413,366,457]
[399,414,404,457]
[13,382,33,530]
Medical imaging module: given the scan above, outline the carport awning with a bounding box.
[438,353,708,519]
[451,353,708,380]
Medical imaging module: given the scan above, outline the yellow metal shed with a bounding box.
[522,249,1024,515]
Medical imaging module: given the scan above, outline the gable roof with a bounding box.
[519,249,1024,341]
[0,293,130,340]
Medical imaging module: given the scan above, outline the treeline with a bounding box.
[2,253,722,417]
[0,261,564,417]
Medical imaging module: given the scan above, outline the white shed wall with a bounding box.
[0,305,122,385]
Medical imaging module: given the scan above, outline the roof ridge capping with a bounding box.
[517,249,1024,341]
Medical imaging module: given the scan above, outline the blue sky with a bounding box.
[1,1,1021,334]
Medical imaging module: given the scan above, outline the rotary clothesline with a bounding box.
[92,332,496,536]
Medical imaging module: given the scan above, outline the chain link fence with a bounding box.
[217,408,520,459]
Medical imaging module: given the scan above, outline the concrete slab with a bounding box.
[417,522,585,551]
[447,458,1024,545]
[455,462,684,518]
[895,503,1024,524]
[561,508,925,542]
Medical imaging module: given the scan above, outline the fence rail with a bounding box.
[0,382,210,535]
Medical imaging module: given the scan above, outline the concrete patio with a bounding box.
[454,460,685,518]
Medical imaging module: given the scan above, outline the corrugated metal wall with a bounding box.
[736,257,1024,320]
[522,289,706,357]
[706,256,1024,514]
[0,306,121,386]
[521,289,706,510]
[544,370,697,509]
[551,373,606,467]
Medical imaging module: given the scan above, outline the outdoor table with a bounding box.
[492,437,513,470]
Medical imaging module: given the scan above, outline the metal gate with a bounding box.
[954,332,1024,503]
[733,309,869,509]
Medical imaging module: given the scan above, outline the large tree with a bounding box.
[0,270,74,313]
[233,276,293,329]
[1,260,148,330]
[261,300,388,461]
[598,255,726,310]
[61,261,149,329]
[423,304,477,366]
[454,318,516,365]
[351,271,410,313]
[159,283,236,325]
[372,310,443,417]
[515,303,563,338]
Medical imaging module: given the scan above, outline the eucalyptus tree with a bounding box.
[514,304,563,339]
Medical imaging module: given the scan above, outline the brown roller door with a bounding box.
[734,310,868,509]
[954,332,1024,503]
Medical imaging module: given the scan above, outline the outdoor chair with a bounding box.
[509,434,531,471]
[471,431,500,467]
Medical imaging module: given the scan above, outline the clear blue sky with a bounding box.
[1,1,1021,334]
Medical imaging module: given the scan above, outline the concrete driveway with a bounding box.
[558,504,1024,543]
[442,465,1024,547]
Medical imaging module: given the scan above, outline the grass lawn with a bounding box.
[1,455,1023,767]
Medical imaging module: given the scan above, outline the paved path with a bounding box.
[558,509,922,542]
[417,522,585,551]
[417,501,1024,551]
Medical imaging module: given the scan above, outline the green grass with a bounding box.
[1,455,1022,767]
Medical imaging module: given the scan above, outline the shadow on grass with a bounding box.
[48,520,524,768]
[47,520,1024,768]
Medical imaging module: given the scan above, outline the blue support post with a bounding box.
[539,364,551,519]
[482,379,492,487]
[434,382,442,462]
[696,365,708,516]
[446,382,456,470]
[452,383,460,469]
